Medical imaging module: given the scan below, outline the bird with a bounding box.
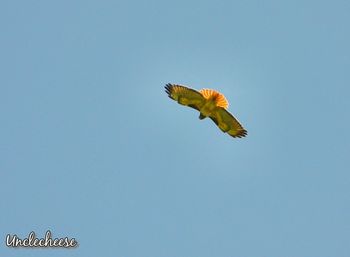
[165,83,247,138]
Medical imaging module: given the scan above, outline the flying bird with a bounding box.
[165,83,247,138]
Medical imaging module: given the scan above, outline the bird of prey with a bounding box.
[165,83,247,138]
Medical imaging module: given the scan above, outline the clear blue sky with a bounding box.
[1,0,349,256]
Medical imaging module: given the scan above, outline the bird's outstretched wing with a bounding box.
[209,107,247,138]
[165,83,206,111]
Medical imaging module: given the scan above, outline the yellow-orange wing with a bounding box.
[209,107,247,138]
[165,83,206,111]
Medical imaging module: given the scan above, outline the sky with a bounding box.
[1,0,349,256]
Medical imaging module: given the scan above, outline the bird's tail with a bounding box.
[199,89,229,109]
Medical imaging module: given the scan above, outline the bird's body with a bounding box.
[165,83,247,138]
[198,94,222,118]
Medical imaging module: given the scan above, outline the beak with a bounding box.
[199,113,206,120]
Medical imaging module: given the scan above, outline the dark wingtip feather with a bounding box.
[230,129,248,139]
[164,83,174,99]
[239,130,248,138]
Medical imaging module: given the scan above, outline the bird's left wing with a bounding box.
[209,107,247,138]
[165,83,206,111]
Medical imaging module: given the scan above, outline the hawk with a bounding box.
[165,83,247,138]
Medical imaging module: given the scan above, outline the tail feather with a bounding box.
[199,89,229,109]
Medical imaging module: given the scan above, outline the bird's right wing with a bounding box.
[209,107,247,138]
